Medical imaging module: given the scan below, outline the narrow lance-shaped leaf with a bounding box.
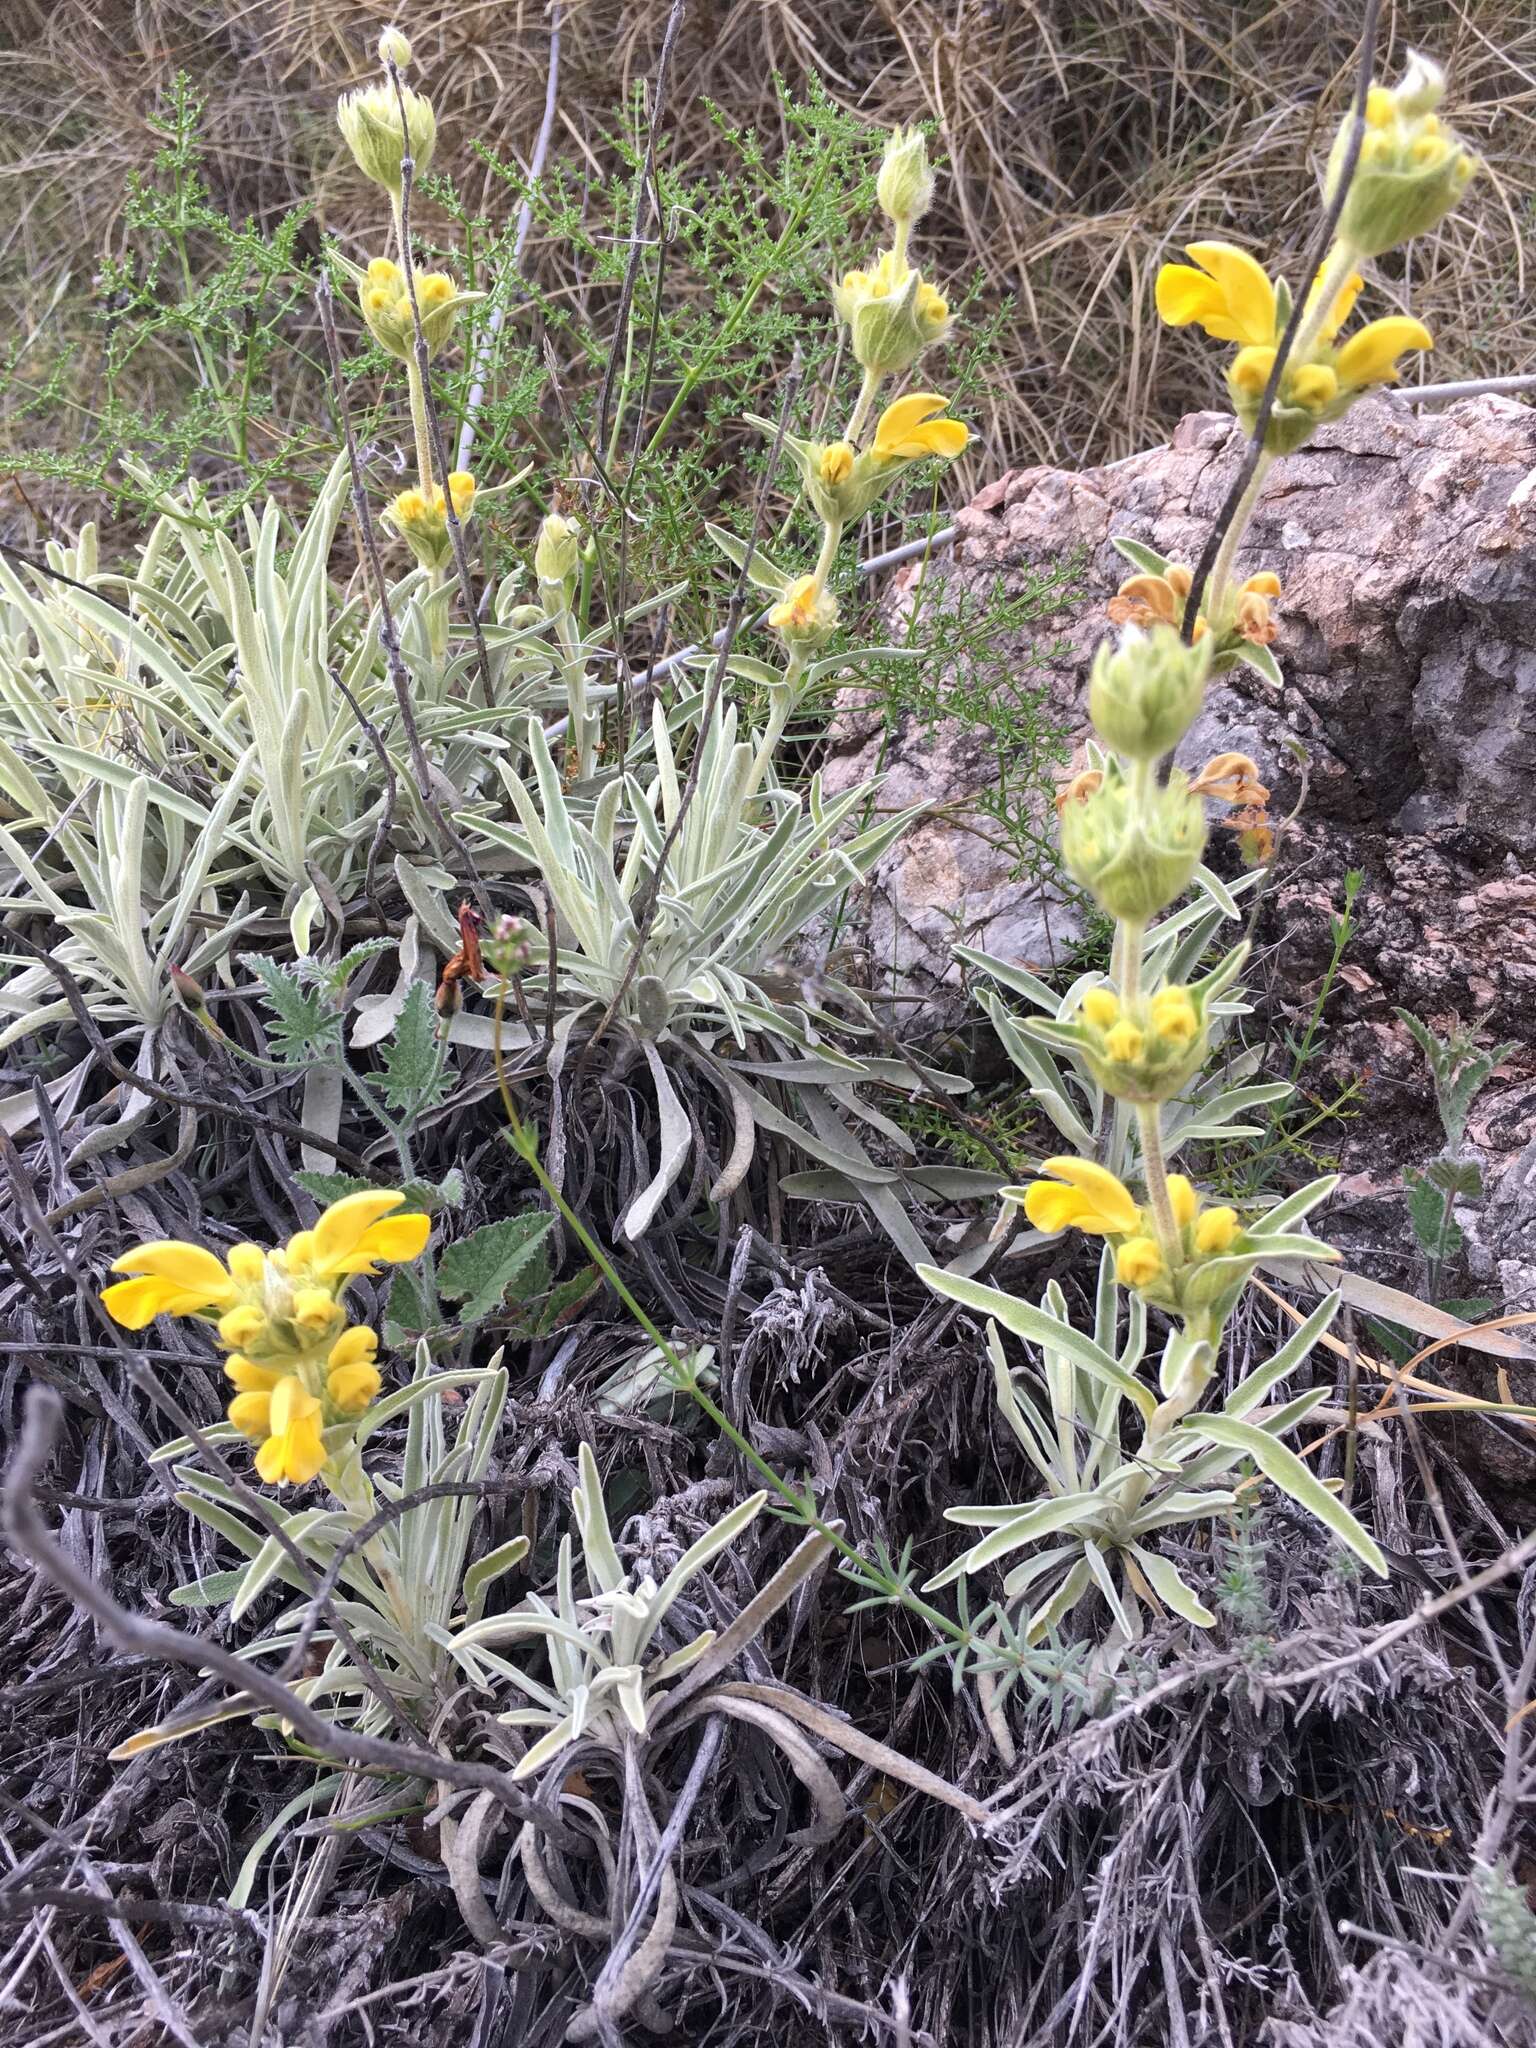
[1188,1415,1387,1577]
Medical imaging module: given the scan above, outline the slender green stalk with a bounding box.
[845,367,882,446]
[1203,453,1274,631]
[811,515,843,591]
[1136,1104,1182,1266]
[404,358,435,492]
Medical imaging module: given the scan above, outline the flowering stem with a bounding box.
[1204,452,1273,634]
[811,515,843,594]
[405,357,435,493]
[744,650,805,805]
[845,368,882,447]
[1136,1102,1182,1266]
[1115,916,1145,1006]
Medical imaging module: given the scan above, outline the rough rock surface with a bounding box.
[825,395,1536,1325]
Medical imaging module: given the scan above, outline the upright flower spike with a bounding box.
[103,1193,429,1487]
[1157,238,1437,453]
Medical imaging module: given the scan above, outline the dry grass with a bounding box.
[0,0,1532,496]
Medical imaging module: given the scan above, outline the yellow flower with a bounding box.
[367,257,402,288]
[292,1191,431,1284]
[1081,987,1120,1030]
[872,392,968,463]
[228,1390,276,1442]
[916,280,950,327]
[1104,1021,1144,1063]
[292,1287,346,1340]
[1289,363,1339,410]
[1230,345,1276,398]
[441,470,477,517]
[254,1378,329,1487]
[418,271,454,309]
[1021,1158,1141,1237]
[1054,767,1104,813]
[1194,1207,1242,1255]
[227,1244,266,1287]
[327,1325,380,1373]
[1335,315,1433,391]
[327,1360,383,1415]
[1155,242,1276,348]
[1116,1237,1165,1289]
[1189,751,1270,807]
[1165,1174,1199,1228]
[1305,263,1363,343]
[103,1243,239,1328]
[105,1193,426,1337]
[217,1305,268,1350]
[324,1327,383,1416]
[767,574,838,643]
[1150,988,1199,1046]
[819,442,855,486]
[225,1357,285,1395]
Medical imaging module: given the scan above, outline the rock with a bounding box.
[825,395,1536,1314]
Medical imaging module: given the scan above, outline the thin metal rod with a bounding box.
[1391,372,1536,405]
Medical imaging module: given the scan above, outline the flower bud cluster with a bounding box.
[1074,982,1207,1105]
[534,512,582,592]
[358,259,466,361]
[1088,622,1211,762]
[833,251,953,377]
[386,471,478,570]
[1326,54,1477,259]
[337,80,436,197]
[1059,757,1207,923]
